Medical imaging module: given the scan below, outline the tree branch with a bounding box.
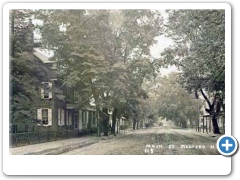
[199,88,211,108]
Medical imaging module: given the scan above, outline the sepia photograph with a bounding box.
[8,7,225,156]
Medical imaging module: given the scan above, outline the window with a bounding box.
[42,109,48,125]
[43,83,49,98]
[67,93,70,101]
[37,109,52,126]
[58,109,65,126]
[41,82,52,99]
[73,91,79,102]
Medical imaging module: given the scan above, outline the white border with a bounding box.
[3,3,231,175]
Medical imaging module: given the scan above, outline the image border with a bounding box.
[2,2,231,175]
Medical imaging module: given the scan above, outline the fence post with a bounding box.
[206,117,208,134]
[203,118,205,133]
[196,120,197,132]
[198,120,200,132]
[209,117,211,132]
[27,133,30,144]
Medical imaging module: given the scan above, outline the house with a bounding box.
[32,50,98,136]
[10,19,101,146]
[30,50,67,133]
[64,87,98,135]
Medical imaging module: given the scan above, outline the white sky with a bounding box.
[152,9,178,76]
[150,35,178,76]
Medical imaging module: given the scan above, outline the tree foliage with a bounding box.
[10,10,42,124]
[36,10,164,124]
[145,73,201,128]
[161,10,225,133]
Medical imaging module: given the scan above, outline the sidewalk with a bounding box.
[10,135,101,155]
[9,130,135,155]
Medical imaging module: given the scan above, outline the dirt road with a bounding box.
[63,127,221,155]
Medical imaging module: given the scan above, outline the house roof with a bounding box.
[33,50,56,64]
[32,51,57,80]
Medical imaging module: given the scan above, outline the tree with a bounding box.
[37,10,164,134]
[10,10,35,57]
[147,73,201,128]
[161,10,225,133]
[10,10,44,128]
[71,10,163,132]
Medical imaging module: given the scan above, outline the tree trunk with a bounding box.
[190,120,193,128]
[102,108,108,136]
[182,121,187,128]
[197,120,200,132]
[116,119,119,133]
[200,89,221,134]
[96,109,101,137]
[133,118,136,130]
[223,116,225,134]
[111,108,117,135]
[212,116,221,134]
[136,120,139,129]
[97,119,101,137]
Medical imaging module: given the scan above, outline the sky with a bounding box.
[150,35,178,76]
[151,9,178,76]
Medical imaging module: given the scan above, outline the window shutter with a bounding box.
[58,109,61,126]
[62,110,65,125]
[49,82,53,99]
[37,109,42,126]
[48,109,52,126]
[49,92,53,99]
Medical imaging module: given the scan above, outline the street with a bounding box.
[63,126,220,155]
